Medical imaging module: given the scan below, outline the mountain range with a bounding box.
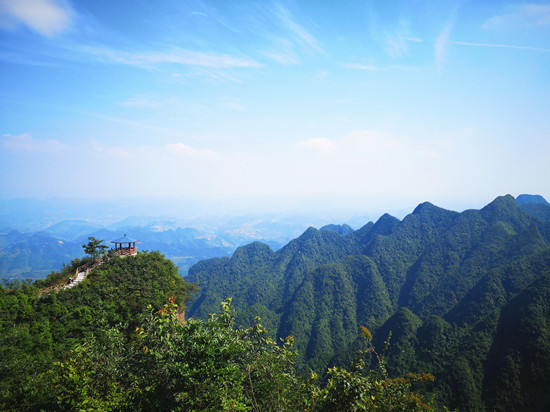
[186,194,550,411]
[0,211,340,280]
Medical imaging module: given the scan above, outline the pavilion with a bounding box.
[111,234,140,256]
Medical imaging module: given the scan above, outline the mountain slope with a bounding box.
[187,195,550,411]
[516,194,550,221]
[0,251,197,408]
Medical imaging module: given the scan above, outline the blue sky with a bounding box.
[1,0,549,214]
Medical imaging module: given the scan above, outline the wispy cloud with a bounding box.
[120,96,174,108]
[382,34,423,58]
[290,130,448,198]
[188,67,247,83]
[482,5,550,30]
[261,38,300,65]
[342,63,380,71]
[367,8,422,59]
[383,32,410,58]
[388,64,422,71]
[299,137,338,154]
[271,2,324,55]
[166,143,220,160]
[219,97,245,112]
[435,21,454,72]
[79,46,263,69]
[454,41,550,53]
[0,0,72,36]
[79,110,182,135]
[0,133,64,152]
[343,62,421,72]
[298,131,440,160]
[82,139,223,163]
[262,49,300,65]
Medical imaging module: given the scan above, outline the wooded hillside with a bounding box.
[187,195,550,411]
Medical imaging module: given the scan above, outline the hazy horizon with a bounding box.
[1,1,549,213]
[0,192,543,232]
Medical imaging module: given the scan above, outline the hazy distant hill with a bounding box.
[0,230,83,279]
[187,195,550,411]
[516,194,550,221]
[319,223,354,235]
[0,211,343,280]
[0,222,236,280]
[516,194,550,206]
[41,220,103,240]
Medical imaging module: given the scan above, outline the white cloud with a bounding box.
[343,63,380,71]
[3,128,547,208]
[314,70,329,79]
[219,98,245,111]
[271,2,324,55]
[367,10,421,59]
[435,21,454,72]
[262,49,300,65]
[388,64,422,71]
[75,131,449,200]
[0,133,64,152]
[299,131,441,162]
[523,4,550,26]
[403,37,422,43]
[79,46,263,69]
[284,130,450,200]
[299,137,338,154]
[377,33,422,59]
[261,38,300,65]
[384,32,409,58]
[482,5,550,30]
[343,63,421,71]
[88,141,221,161]
[120,96,172,108]
[453,41,550,53]
[166,143,220,159]
[0,0,71,36]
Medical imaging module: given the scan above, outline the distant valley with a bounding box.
[0,198,376,280]
[0,216,301,280]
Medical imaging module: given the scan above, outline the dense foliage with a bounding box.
[3,194,550,410]
[0,251,441,411]
[0,251,196,409]
[187,195,550,411]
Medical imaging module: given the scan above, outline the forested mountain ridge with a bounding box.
[187,194,550,411]
[517,193,550,221]
[0,251,198,409]
[1,251,440,411]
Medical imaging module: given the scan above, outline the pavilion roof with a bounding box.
[111,234,139,244]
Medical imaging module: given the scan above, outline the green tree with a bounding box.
[82,237,109,262]
[0,251,197,410]
[315,327,436,411]
[45,300,439,411]
[48,298,315,411]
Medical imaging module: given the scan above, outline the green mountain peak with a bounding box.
[185,195,550,411]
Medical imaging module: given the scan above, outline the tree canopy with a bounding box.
[82,236,109,261]
[186,195,550,411]
[0,252,440,411]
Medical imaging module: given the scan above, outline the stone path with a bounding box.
[64,269,87,289]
